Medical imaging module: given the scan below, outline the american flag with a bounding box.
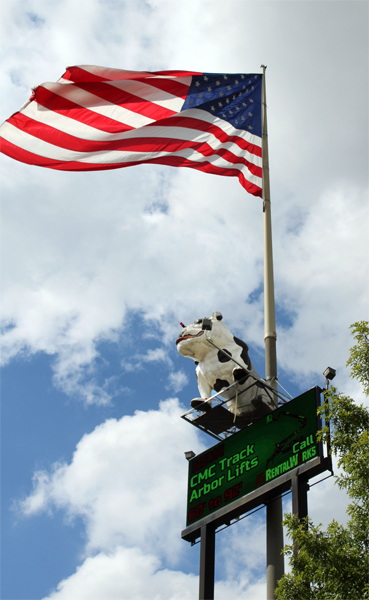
[0,66,263,197]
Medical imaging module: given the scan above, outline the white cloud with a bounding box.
[128,347,173,370]
[42,546,198,600]
[166,370,189,393]
[216,514,266,580]
[275,183,369,390]
[18,398,205,561]
[140,348,172,364]
[41,544,267,600]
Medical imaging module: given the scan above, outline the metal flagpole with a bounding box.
[261,64,285,599]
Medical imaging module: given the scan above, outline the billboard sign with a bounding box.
[186,387,322,527]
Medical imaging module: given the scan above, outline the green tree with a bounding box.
[276,321,369,600]
[347,321,369,396]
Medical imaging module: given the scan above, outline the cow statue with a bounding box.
[176,311,275,418]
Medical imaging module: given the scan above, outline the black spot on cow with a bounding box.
[217,349,232,363]
[214,378,230,392]
[233,336,252,369]
[233,368,249,384]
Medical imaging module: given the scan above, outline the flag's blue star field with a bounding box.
[182,73,262,137]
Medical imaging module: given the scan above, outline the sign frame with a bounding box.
[181,386,332,543]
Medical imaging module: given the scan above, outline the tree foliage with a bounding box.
[276,321,369,600]
[347,321,369,397]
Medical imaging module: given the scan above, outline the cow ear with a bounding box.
[212,311,223,321]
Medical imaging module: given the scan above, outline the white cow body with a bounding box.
[176,312,275,417]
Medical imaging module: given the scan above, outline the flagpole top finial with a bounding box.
[260,64,267,72]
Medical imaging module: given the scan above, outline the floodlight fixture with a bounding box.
[323,367,336,381]
[184,451,196,461]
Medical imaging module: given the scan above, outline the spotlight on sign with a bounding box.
[184,451,196,461]
[323,367,336,381]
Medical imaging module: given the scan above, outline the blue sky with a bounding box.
[1,1,368,599]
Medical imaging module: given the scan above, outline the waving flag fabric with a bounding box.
[0,66,263,196]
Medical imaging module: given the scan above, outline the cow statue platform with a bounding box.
[176,312,275,421]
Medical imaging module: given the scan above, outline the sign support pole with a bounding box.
[291,475,309,524]
[199,524,215,600]
[261,64,285,599]
[291,475,309,595]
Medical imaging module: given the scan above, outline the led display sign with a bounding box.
[186,387,321,526]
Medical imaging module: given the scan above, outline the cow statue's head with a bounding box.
[176,311,232,361]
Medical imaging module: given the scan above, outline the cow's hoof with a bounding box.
[191,398,212,412]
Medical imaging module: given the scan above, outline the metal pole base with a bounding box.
[199,524,215,600]
[266,496,284,600]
